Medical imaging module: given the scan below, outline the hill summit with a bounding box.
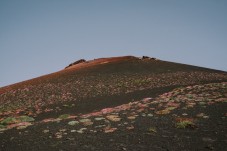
[64,56,158,69]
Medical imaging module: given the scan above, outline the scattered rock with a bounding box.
[141,113,146,117]
[43,130,49,133]
[155,109,170,115]
[17,126,28,130]
[95,125,106,128]
[94,117,106,121]
[104,127,117,133]
[59,129,67,132]
[77,128,87,134]
[126,125,134,130]
[127,116,136,120]
[142,56,150,59]
[70,130,77,133]
[68,120,79,126]
[141,56,158,60]
[196,113,205,118]
[55,132,62,139]
[79,119,93,126]
[56,135,62,139]
[147,114,154,117]
[106,115,121,122]
[182,113,188,116]
[90,130,97,133]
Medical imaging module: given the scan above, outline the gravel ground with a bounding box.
[0,57,227,151]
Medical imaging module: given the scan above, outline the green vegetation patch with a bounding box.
[165,107,177,111]
[176,120,195,129]
[148,127,157,133]
[58,114,70,119]
[0,117,18,125]
[0,116,35,126]
[133,79,148,85]
[0,124,6,129]
[17,116,35,122]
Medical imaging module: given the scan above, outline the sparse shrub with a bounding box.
[176,120,195,129]
[58,114,70,119]
[18,116,35,122]
[0,124,6,129]
[0,117,17,125]
[148,127,157,133]
[0,116,35,126]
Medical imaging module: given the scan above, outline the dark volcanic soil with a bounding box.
[0,56,227,151]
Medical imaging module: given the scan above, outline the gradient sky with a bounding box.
[0,0,227,87]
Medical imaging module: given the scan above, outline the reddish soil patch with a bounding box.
[64,56,136,70]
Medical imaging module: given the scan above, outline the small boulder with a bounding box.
[65,59,86,69]
[68,120,79,126]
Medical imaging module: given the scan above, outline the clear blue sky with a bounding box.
[0,0,227,87]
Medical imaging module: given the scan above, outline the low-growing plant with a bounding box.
[58,114,70,119]
[0,116,35,126]
[148,127,157,133]
[133,79,148,85]
[0,117,17,125]
[176,120,195,129]
[18,116,35,122]
[0,124,6,129]
[117,82,124,87]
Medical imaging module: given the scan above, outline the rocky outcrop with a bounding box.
[141,56,159,60]
[65,59,86,69]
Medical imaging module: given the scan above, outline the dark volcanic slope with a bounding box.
[0,56,226,115]
[0,56,227,151]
